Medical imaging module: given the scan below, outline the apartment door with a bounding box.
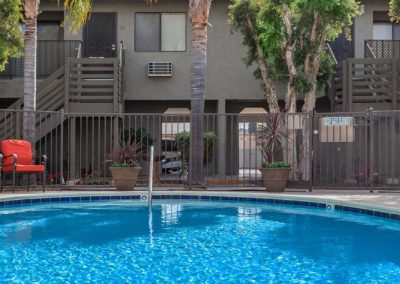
[83,13,117,57]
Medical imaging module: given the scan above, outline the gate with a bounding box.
[311,110,400,190]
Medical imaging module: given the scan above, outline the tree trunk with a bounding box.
[23,0,39,145]
[299,22,325,182]
[282,5,297,114]
[256,46,280,113]
[284,45,298,178]
[189,0,212,188]
[282,6,298,178]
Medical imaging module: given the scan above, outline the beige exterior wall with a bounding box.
[76,0,280,103]
[0,0,390,109]
[0,0,288,107]
[354,0,389,58]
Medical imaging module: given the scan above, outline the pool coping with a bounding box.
[1,191,400,221]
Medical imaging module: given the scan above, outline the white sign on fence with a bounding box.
[319,117,354,143]
[322,117,352,126]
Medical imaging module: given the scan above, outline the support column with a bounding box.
[217,100,226,177]
[70,116,76,183]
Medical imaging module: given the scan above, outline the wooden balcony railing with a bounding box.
[0,40,82,79]
[365,40,400,59]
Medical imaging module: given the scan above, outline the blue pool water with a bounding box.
[1,200,400,283]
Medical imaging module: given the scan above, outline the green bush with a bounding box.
[122,128,154,153]
[111,162,140,168]
[262,161,291,169]
[175,131,218,165]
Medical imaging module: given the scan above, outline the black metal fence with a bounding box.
[0,40,82,79]
[0,109,399,191]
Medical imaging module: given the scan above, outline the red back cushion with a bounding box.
[1,140,33,166]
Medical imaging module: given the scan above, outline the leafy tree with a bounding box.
[228,0,280,113]
[390,0,400,22]
[0,0,23,71]
[229,0,359,113]
[229,0,359,180]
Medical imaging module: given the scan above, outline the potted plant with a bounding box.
[109,140,142,191]
[257,113,291,192]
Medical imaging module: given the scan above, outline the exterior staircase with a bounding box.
[0,57,123,141]
[331,58,398,112]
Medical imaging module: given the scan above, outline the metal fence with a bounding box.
[0,109,400,191]
[0,40,82,79]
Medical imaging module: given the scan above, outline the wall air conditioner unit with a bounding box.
[148,62,172,77]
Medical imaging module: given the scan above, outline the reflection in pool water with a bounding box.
[0,201,400,283]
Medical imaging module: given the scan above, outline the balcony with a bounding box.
[365,40,400,59]
[0,40,82,79]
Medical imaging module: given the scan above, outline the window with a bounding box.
[38,23,63,40]
[373,11,393,40]
[161,13,186,51]
[373,23,393,40]
[135,13,186,52]
[20,22,63,40]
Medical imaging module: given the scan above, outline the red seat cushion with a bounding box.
[3,164,45,173]
[1,140,33,167]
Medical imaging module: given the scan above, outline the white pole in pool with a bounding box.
[148,146,154,206]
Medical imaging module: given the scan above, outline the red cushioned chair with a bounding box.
[0,140,47,193]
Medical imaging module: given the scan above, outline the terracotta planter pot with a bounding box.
[259,168,291,192]
[109,167,141,191]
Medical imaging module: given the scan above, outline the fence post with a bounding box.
[308,110,314,192]
[60,109,64,188]
[15,103,21,139]
[347,59,353,112]
[217,102,226,178]
[392,59,398,110]
[64,58,70,112]
[113,58,119,113]
[368,108,374,193]
[70,116,76,185]
[342,60,348,112]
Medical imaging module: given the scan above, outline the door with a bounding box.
[83,13,117,57]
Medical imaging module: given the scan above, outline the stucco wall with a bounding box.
[5,0,390,105]
[75,0,281,102]
[354,0,389,58]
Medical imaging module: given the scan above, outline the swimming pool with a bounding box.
[1,198,400,283]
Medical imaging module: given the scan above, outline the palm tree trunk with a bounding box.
[23,0,39,145]
[189,0,212,188]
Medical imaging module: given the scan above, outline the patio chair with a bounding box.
[0,139,47,193]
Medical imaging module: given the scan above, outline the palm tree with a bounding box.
[22,0,91,144]
[188,0,213,188]
[147,0,212,187]
[22,0,39,145]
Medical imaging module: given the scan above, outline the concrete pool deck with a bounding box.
[1,188,400,215]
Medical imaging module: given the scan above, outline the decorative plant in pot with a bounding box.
[109,140,142,191]
[257,113,291,192]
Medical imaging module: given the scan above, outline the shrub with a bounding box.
[175,131,218,165]
[257,113,291,167]
[262,161,291,169]
[112,140,142,167]
[122,128,154,153]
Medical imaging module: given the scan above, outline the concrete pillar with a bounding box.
[217,99,226,177]
[70,117,76,183]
